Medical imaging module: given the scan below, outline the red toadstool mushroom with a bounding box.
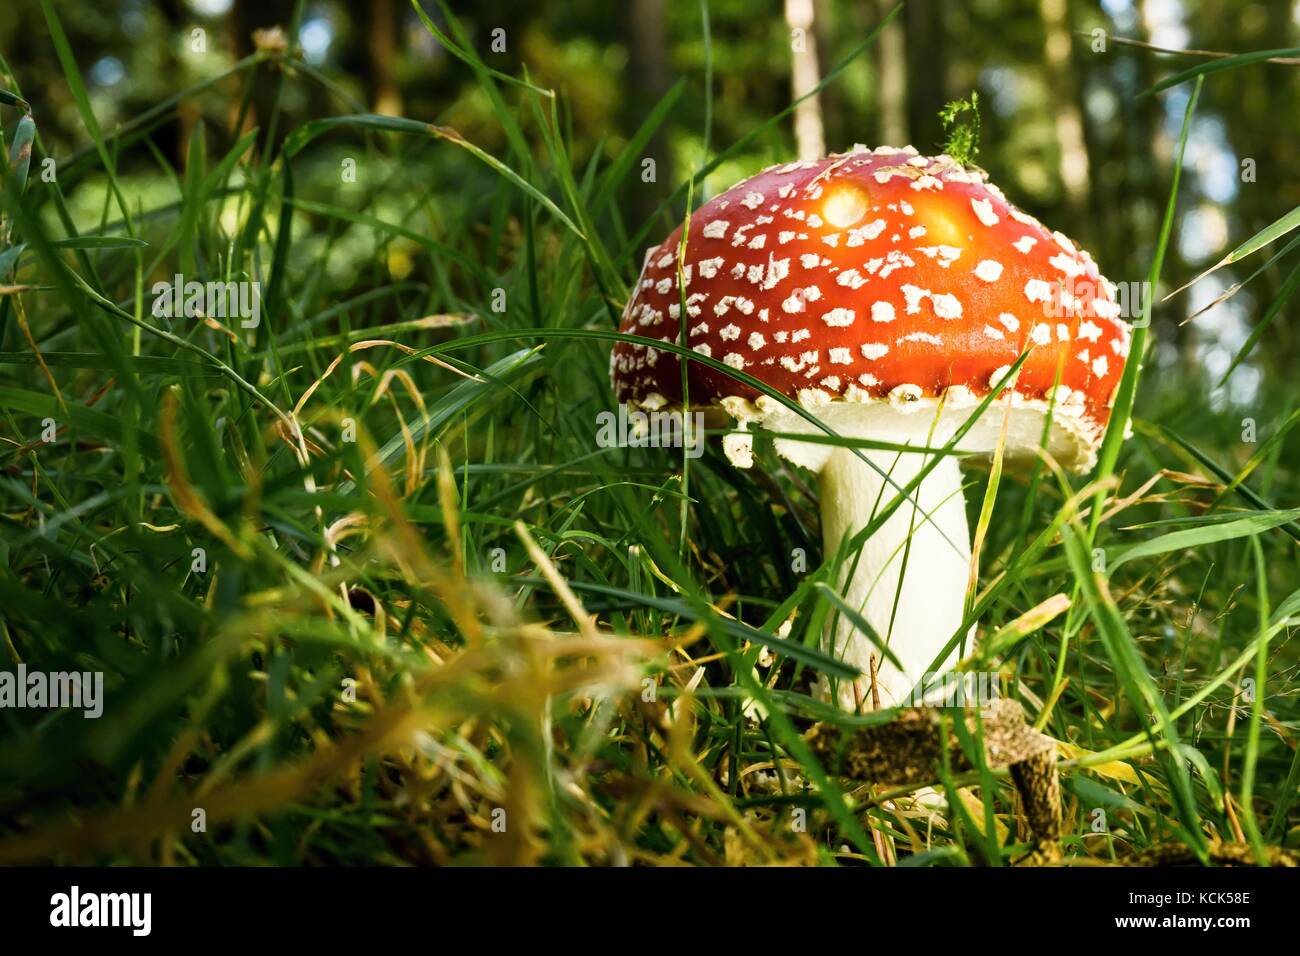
[610,145,1131,710]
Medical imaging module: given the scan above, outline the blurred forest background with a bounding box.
[1,0,1298,436]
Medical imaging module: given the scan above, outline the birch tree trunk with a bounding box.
[1041,0,1090,206]
[875,0,908,147]
[785,0,825,160]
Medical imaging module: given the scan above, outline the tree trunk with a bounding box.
[1041,0,1090,209]
[785,0,825,160]
[903,0,948,153]
[369,0,402,117]
[875,0,908,147]
[627,0,671,228]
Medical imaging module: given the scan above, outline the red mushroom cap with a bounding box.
[610,146,1131,468]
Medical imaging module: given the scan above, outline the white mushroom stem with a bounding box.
[818,444,971,711]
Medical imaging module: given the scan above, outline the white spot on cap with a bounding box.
[1092,354,1109,377]
[1012,235,1037,254]
[900,331,942,346]
[974,260,1004,282]
[845,219,887,247]
[843,383,869,402]
[821,308,856,327]
[971,197,999,227]
[1053,231,1077,255]
[747,332,766,350]
[740,192,764,210]
[918,245,962,268]
[860,343,889,360]
[877,250,915,279]
[871,301,896,323]
[889,384,924,405]
[990,365,1019,390]
[998,313,1020,332]
[901,284,929,314]
[836,269,867,289]
[1049,252,1083,277]
[1094,299,1122,320]
[697,256,725,279]
[828,347,853,365]
[703,220,729,239]
[719,323,741,341]
[1024,279,1053,303]
[1078,319,1103,342]
[1010,207,1039,228]
[763,256,791,290]
[932,293,962,319]
[724,352,746,369]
